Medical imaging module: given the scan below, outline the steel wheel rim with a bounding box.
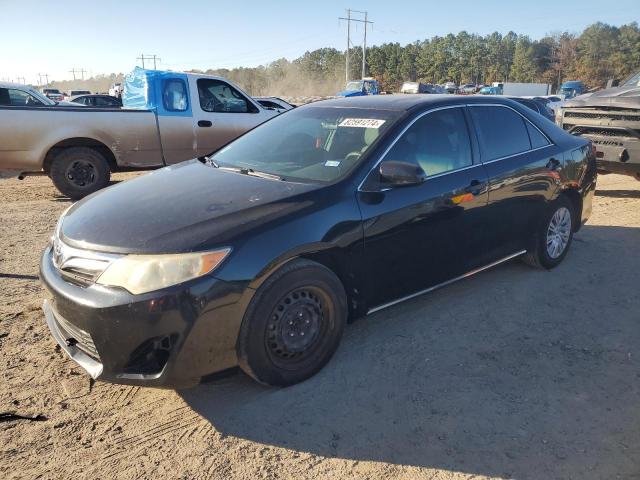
[65,160,96,188]
[265,287,331,368]
[546,206,571,259]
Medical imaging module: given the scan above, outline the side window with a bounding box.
[384,107,473,177]
[7,89,44,106]
[197,79,257,113]
[162,79,188,112]
[525,121,550,149]
[470,106,531,161]
[94,96,116,107]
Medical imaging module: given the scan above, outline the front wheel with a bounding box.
[522,196,574,269]
[237,259,347,387]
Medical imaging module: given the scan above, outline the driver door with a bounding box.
[190,77,274,156]
[357,106,491,307]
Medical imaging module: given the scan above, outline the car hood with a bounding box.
[60,160,323,254]
[564,85,640,109]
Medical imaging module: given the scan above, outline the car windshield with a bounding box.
[209,106,401,183]
[622,71,640,87]
[345,81,363,91]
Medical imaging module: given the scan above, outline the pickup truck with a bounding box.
[336,78,379,97]
[556,71,640,180]
[0,68,279,198]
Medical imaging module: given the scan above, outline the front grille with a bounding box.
[564,125,639,138]
[52,309,100,359]
[52,237,121,285]
[564,110,640,122]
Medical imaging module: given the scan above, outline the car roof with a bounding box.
[313,94,522,112]
[0,82,30,89]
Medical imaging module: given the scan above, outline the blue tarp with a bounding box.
[122,67,191,117]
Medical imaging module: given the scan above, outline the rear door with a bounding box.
[189,77,275,157]
[468,104,559,257]
[358,106,491,307]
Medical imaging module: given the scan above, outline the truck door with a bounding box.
[155,75,197,165]
[189,76,275,157]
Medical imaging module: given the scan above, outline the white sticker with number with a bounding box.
[338,118,386,129]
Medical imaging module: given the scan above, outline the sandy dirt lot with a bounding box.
[1,172,639,480]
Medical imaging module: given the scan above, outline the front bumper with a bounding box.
[40,246,251,388]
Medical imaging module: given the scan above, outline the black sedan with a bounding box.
[41,95,597,388]
[69,94,122,108]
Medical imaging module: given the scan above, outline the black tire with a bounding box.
[237,259,347,387]
[522,195,574,269]
[49,147,111,200]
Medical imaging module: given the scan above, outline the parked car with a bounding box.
[443,82,457,93]
[508,97,555,122]
[41,95,596,389]
[401,82,431,94]
[0,68,280,198]
[557,80,586,99]
[459,83,476,94]
[42,88,64,102]
[253,96,294,111]
[535,95,564,113]
[336,78,380,97]
[479,86,502,95]
[0,82,56,107]
[70,94,122,108]
[557,70,640,179]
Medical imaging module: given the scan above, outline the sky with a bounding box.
[1,0,638,85]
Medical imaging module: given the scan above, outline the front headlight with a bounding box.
[96,248,231,295]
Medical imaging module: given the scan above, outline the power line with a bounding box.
[37,73,49,86]
[69,68,87,80]
[137,54,161,70]
[339,9,373,82]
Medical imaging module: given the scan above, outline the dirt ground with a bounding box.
[1,172,639,480]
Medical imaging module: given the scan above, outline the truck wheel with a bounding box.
[237,259,347,387]
[522,195,574,269]
[49,147,111,200]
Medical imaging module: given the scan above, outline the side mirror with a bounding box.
[379,161,426,186]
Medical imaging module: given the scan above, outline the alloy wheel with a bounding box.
[546,206,572,259]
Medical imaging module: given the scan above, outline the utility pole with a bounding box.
[137,54,160,70]
[37,73,49,86]
[17,76,26,84]
[69,68,86,80]
[339,9,373,82]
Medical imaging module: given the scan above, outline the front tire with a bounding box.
[523,195,574,269]
[49,147,111,200]
[237,259,347,387]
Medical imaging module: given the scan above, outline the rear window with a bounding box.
[470,106,532,161]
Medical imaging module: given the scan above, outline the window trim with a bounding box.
[161,78,189,112]
[196,78,258,114]
[357,105,478,192]
[466,103,553,164]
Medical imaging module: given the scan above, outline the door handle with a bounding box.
[464,179,486,195]
[546,158,561,170]
[198,120,213,127]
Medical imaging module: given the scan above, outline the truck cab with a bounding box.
[336,78,379,97]
[558,80,586,99]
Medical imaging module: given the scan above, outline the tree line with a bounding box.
[194,21,640,96]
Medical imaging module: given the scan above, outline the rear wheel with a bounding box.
[237,259,347,386]
[49,147,111,200]
[523,195,574,269]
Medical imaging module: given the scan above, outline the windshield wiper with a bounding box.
[213,164,285,181]
[242,168,285,181]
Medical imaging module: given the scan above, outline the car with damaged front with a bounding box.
[41,95,596,389]
[556,71,640,180]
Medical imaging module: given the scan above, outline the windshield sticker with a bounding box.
[338,118,386,129]
[325,160,341,167]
